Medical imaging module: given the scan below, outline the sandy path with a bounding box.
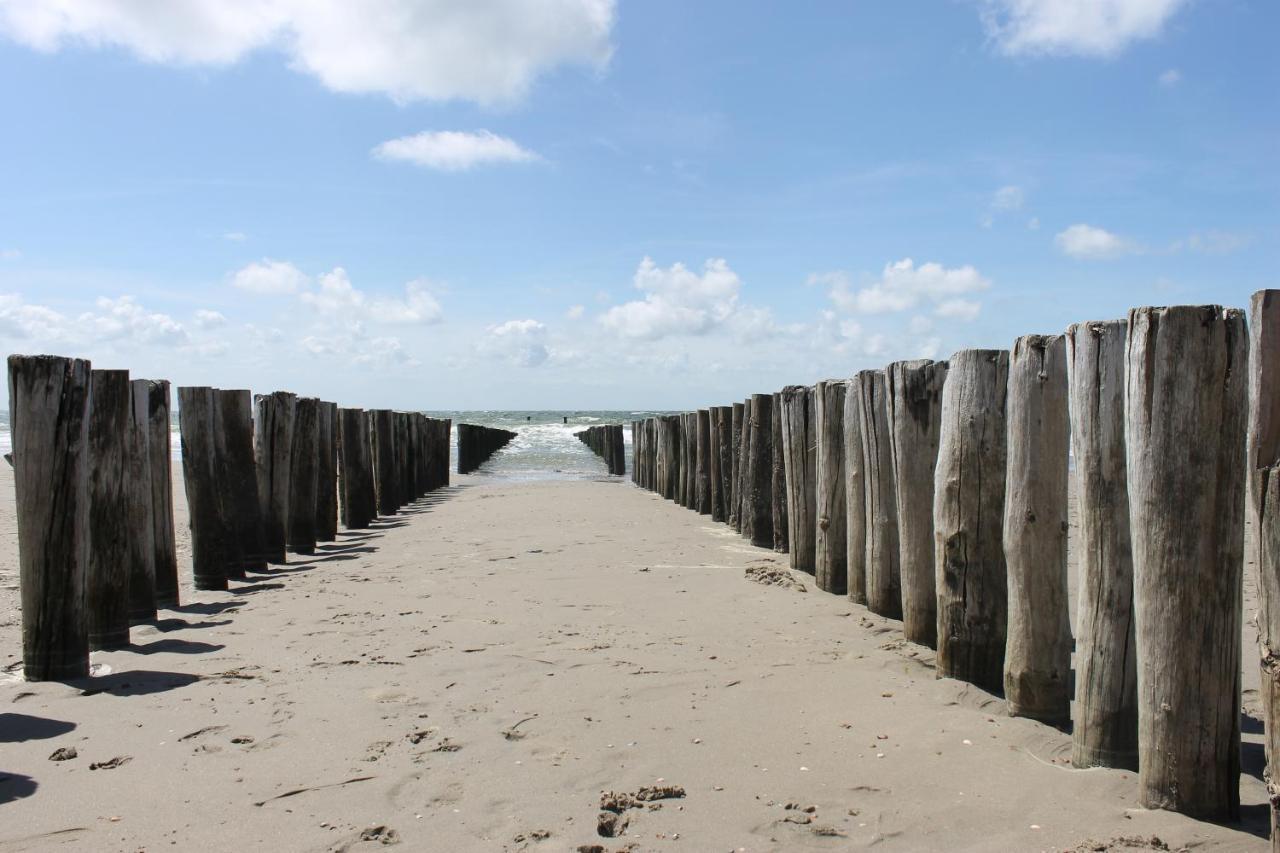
[0,467,1269,852]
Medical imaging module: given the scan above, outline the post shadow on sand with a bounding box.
[0,713,75,743]
[154,617,233,632]
[0,771,36,805]
[168,600,244,616]
[128,638,225,656]
[74,669,202,697]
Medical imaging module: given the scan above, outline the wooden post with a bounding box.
[843,377,867,604]
[86,369,131,650]
[717,406,734,522]
[9,355,91,680]
[747,393,774,548]
[141,380,178,607]
[696,410,711,514]
[814,380,847,594]
[771,391,788,553]
[737,398,753,535]
[215,389,263,576]
[781,385,816,573]
[708,409,724,520]
[1003,334,1071,724]
[858,370,901,619]
[316,401,338,540]
[339,407,373,528]
[126,379,157,620]
[178,386,230,591]
[1248,291,1280,841]
[1066,320,1136,769]
[287,397,320,555]
[686,412,698,509]
[729,403,744,526]
[1127,305,1245,821]
[373,409,397,513]
[886,359,948,647]
[934,349,1009,693]
[254,391,295,564]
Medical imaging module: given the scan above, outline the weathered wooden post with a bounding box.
[254,391,295,564]
[316,401,338,540]
[747,393,774,547]
[10,355,92,680]
[886,359,947,646]
[737,399,753,535]
[126,380,157,620]
[1248,291,1280,840]
[142,380,178,607]
[1003,334,1071,724]
[781,385,816,573]
[338,407,372,528]
[1065,320,1136,769]
[708,409,724,520]
[841,381,867,604]
[696,410,711,514]
[287,397,321,556]
[771,391,788,553]
[373,409,398,514]
[178,386,230,591]
[729,403,744,526]
[1127,305,1245,821]
[86,369,131,650]
[858,370,901,619]
[686,412,698,509]
[215,389,262,576]
[814,380,847,594]
[934,349,1009,693]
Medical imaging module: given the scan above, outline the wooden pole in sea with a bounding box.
[9,354,92,680]
[858,370,902,619]
[934,349,1009,694]
[747,393,774,548]
[1066,320,1137,770]
[842,377,867,605]
[373,409,398,515]
[729,403,744,526]
[142,380,178,606]
[885,359,948,648]
[1003,334,1071,724]
[254,391,295,564]
[315,401,338,541]
[287,397,321,556]
[780,385,816,573]
[86,369,132,650]
[1127,305,1245,821]
[215,389,264,575]
[770,391,788,554]
[126,379,157,620]
[814,380,847,594]
[178,386,230,591]
[696,410,711,514]
[1247,290,1280,840]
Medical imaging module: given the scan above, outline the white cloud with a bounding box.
[1187,230,1251,254]
[935,299,982,321]
[1054,223,1137,259]
[0,293,70,340]
[373,130,539,172]
[600,257,742,341]
[222,231,247,242]
[298,268,443,324]
[992,184,1024,211]
[0,0,616,104]
[231,259,310,294]
[1158,68,1181,86]
[566,304,585,320]
[194,308,227,328]
[980,0,1188,57]
[825,259,991,314]
[479,318,549,367]
[79,296,189,346]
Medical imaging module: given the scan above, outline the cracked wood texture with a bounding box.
[142,379,178,606]
[859,369,901,619]
[1003,335,1071,724]
[771,391,788,553]
[729,402,743,527]
[1126,304,1245,821]
[10,354,91,681]
[254,391,295,564]
[1066,320,1137,770]
[86,369,131,650]
[696,409,711,515]
[708,407,724,521]
[886,359,947,648]
[934,349,1009,694]
[843,377,867,605]
[780,385,816,573]
[815,380,847,595]
[178,386,230,591]
[746,393,774,549]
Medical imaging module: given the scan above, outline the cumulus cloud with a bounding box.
[479,318,549,367]
[980,0,1188,57]
[195,308,227,328]
[231,259,310,294]
[298,268,443,324]
[566,305,585,320]
[0,0,616,104]
[935,299,983,321]
[0,292,70,340]
[1158,68,1181,86]
[824,259,991,316]
[991,184,1024,211]
[79,296,189,346]
[600,257,742,341]
[1054,223,1137,259]
[373,130,539,172]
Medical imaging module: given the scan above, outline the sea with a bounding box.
[0,410,666,482]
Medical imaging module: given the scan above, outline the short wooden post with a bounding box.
[696,410,711,514]
[737,399,753,535]
[687,412,698,509]
[1003,334,1071,723]
[708,409,723,520]
[141,380,178,607]
[373,409,398,513]
[338,407,372,528]
[858,370,902,619]
[9,354,92,680]
[1066,320,1136,769]
[843,381,866,604]
[729,403,744,526]
[215,389,263,576]
[746,393,774,547]
[126,380,157,620]
[87,369,131,650]
[178,386,230,591]
[1127,305,1245,821]
[254,391,295,564]
[886,359,948,647]
[780,385,816,573]
[315,401,338,540]
[934,349,1009,693]
[287,397,320,555]
[771,391,788,553]
[814,380,847,594]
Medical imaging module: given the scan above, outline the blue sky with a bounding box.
[0,0,1275,409]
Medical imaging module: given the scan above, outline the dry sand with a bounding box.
[0,465,1270,852]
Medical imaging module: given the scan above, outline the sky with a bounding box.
[0,0,1275,410]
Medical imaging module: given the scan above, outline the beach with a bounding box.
[0,460,1269,852]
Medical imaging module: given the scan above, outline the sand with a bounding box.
[0,465,1270,852]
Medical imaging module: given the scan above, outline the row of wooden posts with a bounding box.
[7,353,453,684]
[456,423,517,474]
[631,297,1279,831]
[576,424,626,476]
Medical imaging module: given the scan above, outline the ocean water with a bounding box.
[0,409,663,482]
